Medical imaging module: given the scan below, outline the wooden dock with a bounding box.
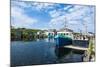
[64,45,88,51]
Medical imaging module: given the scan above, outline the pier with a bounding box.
[63,40,89,51]
[63,39,95,62]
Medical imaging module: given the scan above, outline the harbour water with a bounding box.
[11,38,85,66]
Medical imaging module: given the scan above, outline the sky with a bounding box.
[11,0,95,33]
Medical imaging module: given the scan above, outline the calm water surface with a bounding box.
[11,38,84,66]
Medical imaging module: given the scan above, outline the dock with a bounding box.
[64,45,88,51]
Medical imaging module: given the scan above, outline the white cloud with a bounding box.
[49,10,63,18]
[64,5,73,10]
[49,5,95,32]
[11,5,38,28]
[67,5,85,13]
[49,15,67,29]
[11,1,58,12]
[11,1,30,8]
[11,1,95,32]
[31,2,57,12]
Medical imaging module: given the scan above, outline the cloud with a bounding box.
[11,1,30,8]
[11,1,95,32]
[49,9,64,18]
[63,5,73,11]
[49,5,95,32]
[49,15,66,29]
[11,1,38,28]
[24,2,60,13]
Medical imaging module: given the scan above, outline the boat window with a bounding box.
[61,33,63,35]
[66,33,68,35]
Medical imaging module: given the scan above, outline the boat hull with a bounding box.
[54,36,72,47]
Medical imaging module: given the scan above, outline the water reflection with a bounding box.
[55,47,71,59]
[11,38,85,66]
[54,46,84,63]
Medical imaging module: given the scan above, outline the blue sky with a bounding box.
[11,0,95,33]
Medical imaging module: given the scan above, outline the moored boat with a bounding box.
[54,32,73,47]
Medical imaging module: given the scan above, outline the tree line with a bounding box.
[11,28,47,41]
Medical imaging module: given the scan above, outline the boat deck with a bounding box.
[64,45,88,51]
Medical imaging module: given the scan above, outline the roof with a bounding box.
[59,28,73,32]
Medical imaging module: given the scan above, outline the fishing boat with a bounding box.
[54,17,73,47]
[54,31,73,46]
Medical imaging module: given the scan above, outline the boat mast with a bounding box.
[82,20,88,35]
[64,17,68,29]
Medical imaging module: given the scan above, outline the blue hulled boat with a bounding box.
[54,33,73,47]
[48,17,73,47]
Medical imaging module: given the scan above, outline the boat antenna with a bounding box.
[81,20,88,35]
[64,17,67,28]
